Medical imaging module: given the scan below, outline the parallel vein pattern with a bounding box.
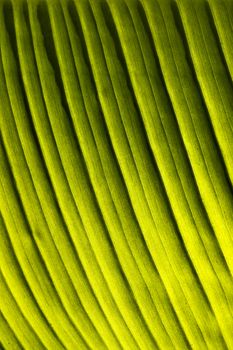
[0,0,233,348]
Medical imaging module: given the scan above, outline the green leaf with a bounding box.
[0,0,233,348]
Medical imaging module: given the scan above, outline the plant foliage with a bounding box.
[0,0,233,348]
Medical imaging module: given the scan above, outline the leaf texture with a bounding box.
[0,0,233,348]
